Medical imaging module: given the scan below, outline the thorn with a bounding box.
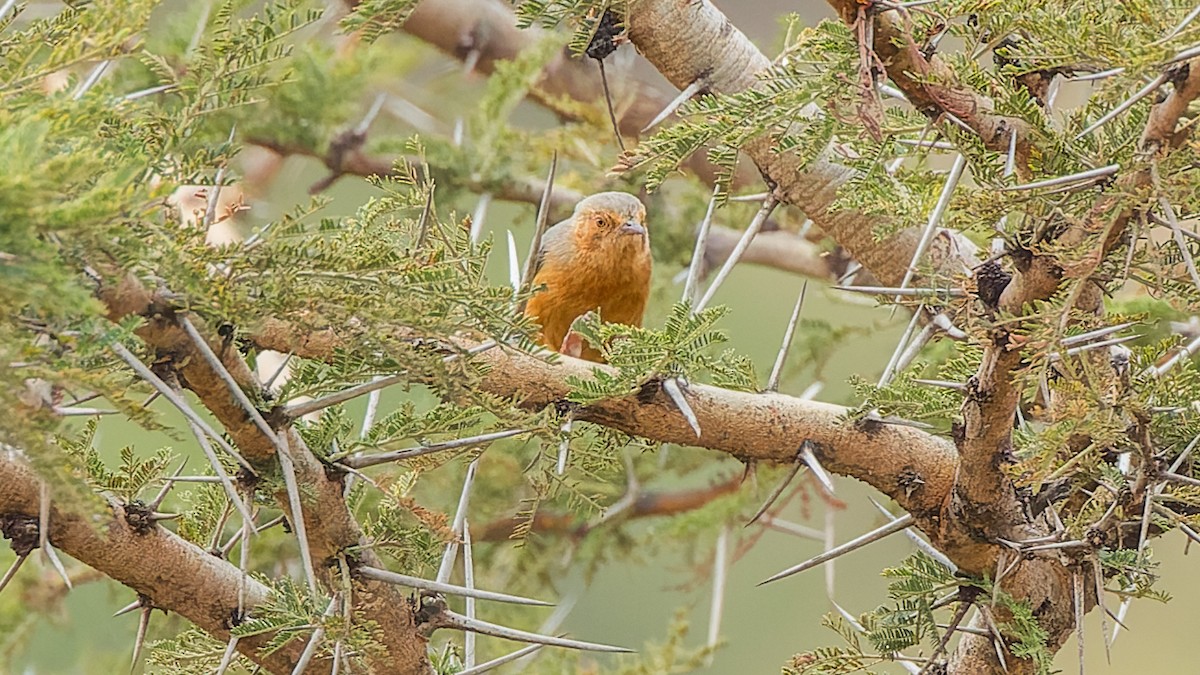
[799,441,836,497]
[1067,67,1125,82]
[433,608,633,653]
[556,415,573,475]
[292,596,338,675]
[1166,5,1200,40]
[353,93,388,137]
[895,153,968,304]
[1144,333,1200,378]
[727,191,771,202]
[879,307,927,388]
[146,457,189,512]
[705,525,730,665]
[662,378,701,437]
[415,184,436,249]
[456,643,545,675]
[109,343,255,474]
[51,406,117,416]
[1075,75,1168,139]
[682,185,721,307]
[469,192,493,244]
[913,378,967,390]
[1002,164,1122,192]
[1073,569,1085,675]
[463,519,477,668]
[642,78,704,133]
[343,428,529,469]
[43,542,72,590]
[759,514,824,540]
[0,554,27,596]
[359,565,551,606]
[930,311,968,340]
[695,195,778,313]
[767,280,808,391]
[201,126,236,230]
[275,434,321,600]
[745,458,806,527]
[284,375,405,419]
[862,411,935,429]
[1092,556,1112,664]
[520,152,559,293]
[1109,597,1132,646]
[1060,322,1137,346]
[113,597,144,617]
[122,82,177,101]
[506,230,521,296]
[758,514,913,585]
[72,60,111,100]
[1057,334,1141,359]
[129,604,152,675]
[832,285,966,298]
[1003,126,1018,178]
[894,138,957,150]
[215,635,240,675]
[868,498,956,572]
[1158,194,1200,292]
[437,459,479,584]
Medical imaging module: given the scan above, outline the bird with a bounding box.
[523,191,652,363]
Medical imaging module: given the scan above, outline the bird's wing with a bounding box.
[531,218,573,278]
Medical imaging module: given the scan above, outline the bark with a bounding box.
[97,275,431,674]
[623,0,980,288]
[0,453,304,673]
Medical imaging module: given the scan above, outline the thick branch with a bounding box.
[472,472,743,542]
[827,1,1035,173]
[247,136,581,214]
[251,320,958,523]
[624,0,980,288]
[97,276,431,674]
[391,0,739,185]
[0,453,303,673]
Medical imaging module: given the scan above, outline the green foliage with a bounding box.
[146,628,251,674]
[58,420,174,503]
[566,302,756,404]
[340,0,420,45]
[513,0,626,56]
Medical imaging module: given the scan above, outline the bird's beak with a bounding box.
[619,221,646,236]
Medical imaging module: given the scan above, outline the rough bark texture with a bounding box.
[624,0,979,288]
[97,276,431,675]
[0,453,305,673]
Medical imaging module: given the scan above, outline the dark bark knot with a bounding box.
[123,501,158,535]
[0,513,41,557]
[585,10,624,61]
[897,468,926,498]
[975,260,1012,310]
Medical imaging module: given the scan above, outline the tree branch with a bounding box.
[97,275,432,674]
[472,472,744,542]
[386,0,741,186]
[623,0,980,288]
[0,452,303,674]
[250,320,958,523]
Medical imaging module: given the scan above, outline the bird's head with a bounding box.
[571,192,649,254]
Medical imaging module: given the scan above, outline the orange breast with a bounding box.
[525,247,651,362]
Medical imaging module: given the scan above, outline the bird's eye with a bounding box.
[594,216,606,228]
